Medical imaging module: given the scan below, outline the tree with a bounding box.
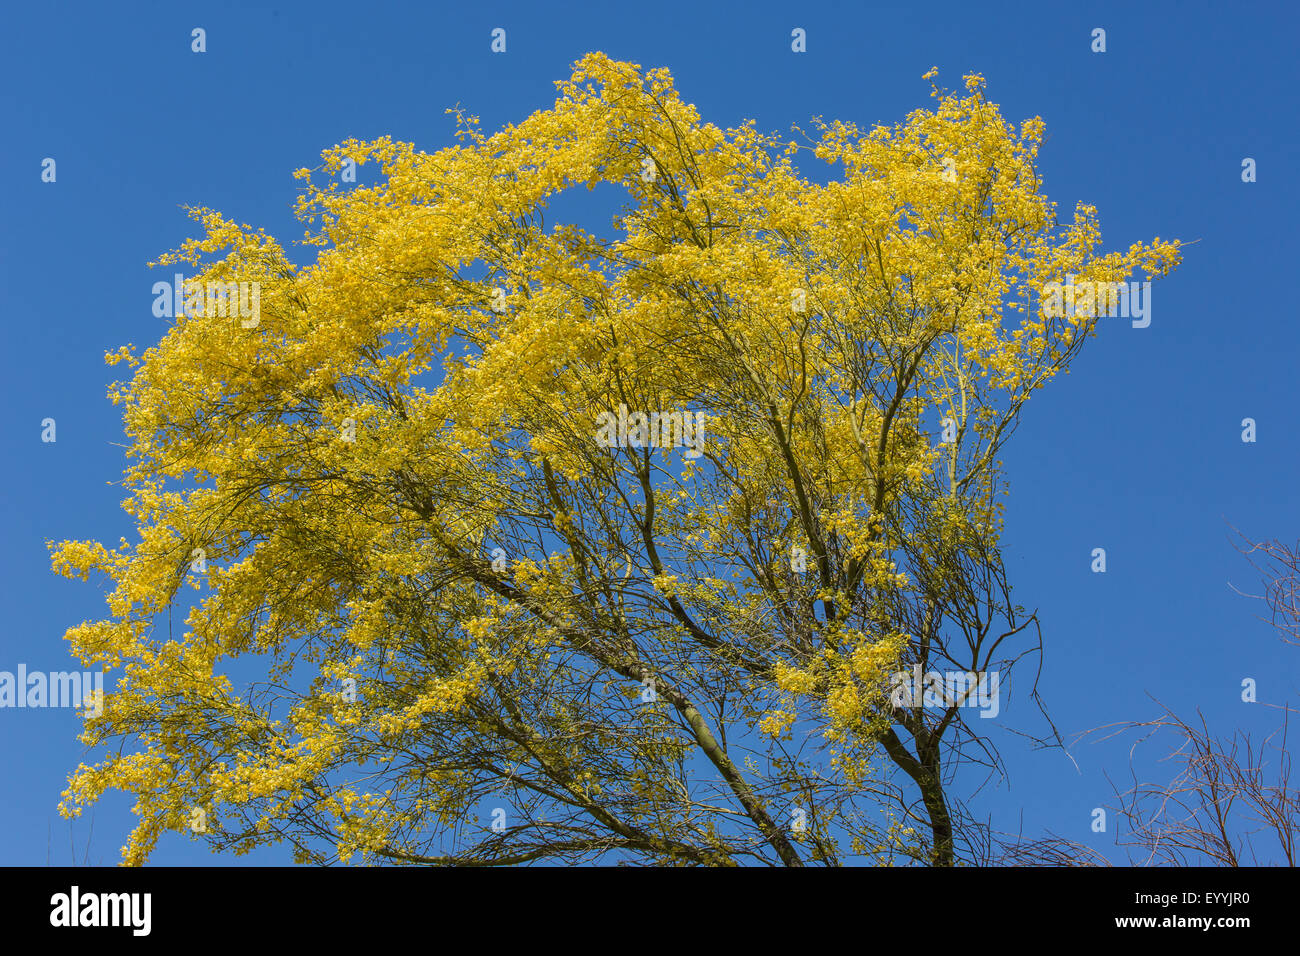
[51,53,1180,866]
[997,532,1300,867]
[1094,533,1299,866]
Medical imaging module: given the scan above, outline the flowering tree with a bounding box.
[51,53,1179,866]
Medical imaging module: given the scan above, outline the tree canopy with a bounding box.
[52,53,1180,866]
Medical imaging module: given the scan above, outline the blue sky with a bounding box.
[2,0,1297,865]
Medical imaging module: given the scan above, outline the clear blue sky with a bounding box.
[2,0,1297,865]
